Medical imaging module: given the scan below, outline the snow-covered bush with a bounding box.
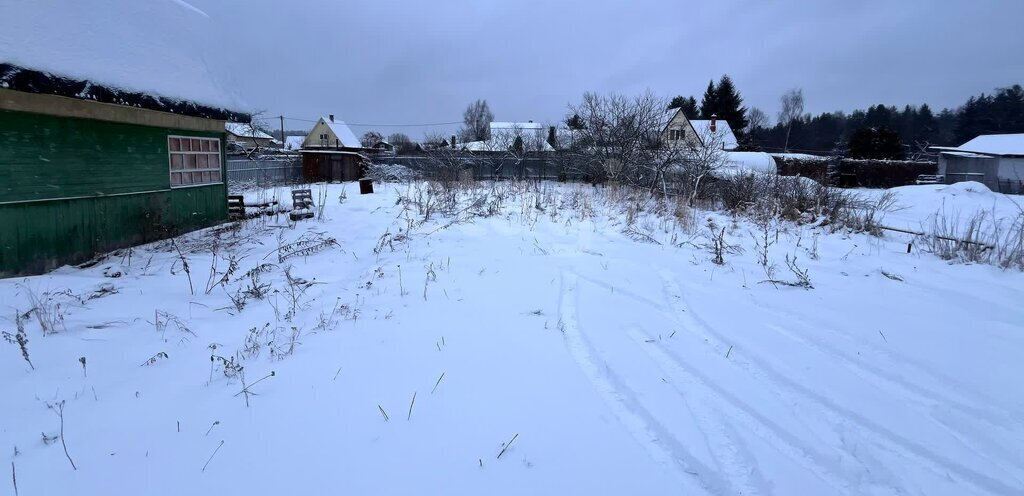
[365,163,418,183]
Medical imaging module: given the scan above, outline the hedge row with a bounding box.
[774,157,937,188]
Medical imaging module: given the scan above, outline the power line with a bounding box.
[273,115,461,128]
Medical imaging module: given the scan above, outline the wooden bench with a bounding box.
[227,195,245,220]
[290,189,315,220]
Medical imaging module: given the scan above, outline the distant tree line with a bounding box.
[747,84,1024,159]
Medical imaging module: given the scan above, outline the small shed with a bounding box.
[932,134,1024,193]
[301,150,366,182]
[0,0,248,276]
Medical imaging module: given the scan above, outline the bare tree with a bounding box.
[237,110,273,159]
[387,133,415,154]
[461,99,494,142]
[421,131,469,186]
[747,107,768,134]
[360,131,384,148]
[488,123,550,179]
[778,88,804,152]
[674,124,730,206]
[566,91,670,187]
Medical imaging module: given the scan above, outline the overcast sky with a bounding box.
[190,0,1024,138]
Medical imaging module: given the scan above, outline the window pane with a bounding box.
[170,154,183,170]
[212,170,222,182]
[209,154,220,167]
[171,172,181,185]
[202,171,211,183]
[201,139,211,152]
[169,138,180,151]
[197,154,208,168]
[212,140,220,152]
[191,139,201,151]
[185,154,197,169]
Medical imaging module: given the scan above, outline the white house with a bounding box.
[662,108,738,151]
[932,133,1024,193]
[462,121,555,152]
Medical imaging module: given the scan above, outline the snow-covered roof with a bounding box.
[721,152,776,174]
[662,108,682,128]
[941,150,995,159]
[491,121,544,132]
[284,136,305,151]
[690,120,738,150]
[0,0,243,114]
[322,118,362,148]
[225,122,273,140]
[770,153,830,161]
[952,134,1024,157]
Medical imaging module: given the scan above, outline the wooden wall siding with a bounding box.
[0,107,228,276]
[0,185,226,277]
[302,153,363,182]
[0,109,222,203]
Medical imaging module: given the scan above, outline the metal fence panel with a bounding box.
[227,158,303,188]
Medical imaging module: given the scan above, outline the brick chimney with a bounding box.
[451,135,457,147]
[329,114,335,123]
[710,114,717,133]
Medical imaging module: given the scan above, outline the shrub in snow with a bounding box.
[366,163,417,182]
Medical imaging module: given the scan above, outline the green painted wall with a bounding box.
[0,108,227,277]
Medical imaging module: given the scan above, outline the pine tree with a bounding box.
[712,75,748,135]
[699,80,718,119]
[668,96,698,119]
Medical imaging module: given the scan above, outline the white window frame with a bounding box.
[168,135,223,188]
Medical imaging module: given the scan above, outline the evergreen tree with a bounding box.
[848,127,904,159]
[566,114,585,130]
[913,104,937,144]
[712,75,748,134]
[699,80,718,119]
[668,96,698,119]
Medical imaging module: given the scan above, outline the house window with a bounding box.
[168,136,222,187]
[319,133,329,146]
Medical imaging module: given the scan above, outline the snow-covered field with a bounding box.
[2,181,1023,495]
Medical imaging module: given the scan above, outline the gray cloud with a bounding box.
[191,0,1024,138]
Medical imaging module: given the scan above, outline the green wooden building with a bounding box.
[0,64,250,277]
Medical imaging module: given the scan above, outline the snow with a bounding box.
[0,0,243,111]
[721,151,777,174]
[856,182,1022,234]
[689,119,739,150]
[284,136,306,151]
[224,123,273,140]
[322,118,362,148]
[955,133,1024,156]
[771,152,830,161]
[491,121,544,131]
[3,181,1024,495]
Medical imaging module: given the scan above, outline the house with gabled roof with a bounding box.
[297,115,368,182]
[225,122,276,150]
[0,0,248,276]
[662,108,738,151]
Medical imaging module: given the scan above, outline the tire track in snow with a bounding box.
[656,268,1022,496]
[748,298,1022,423]
[758,321,1024,480]
[557,271,715,495]
[624,327,856,495]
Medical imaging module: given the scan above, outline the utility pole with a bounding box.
[279,115,285,147]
